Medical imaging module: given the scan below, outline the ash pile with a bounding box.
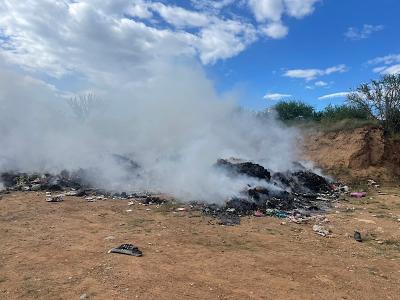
[203,158,342,226]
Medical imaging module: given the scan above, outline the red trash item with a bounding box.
[254,210,265,217]
[350,192,367,198]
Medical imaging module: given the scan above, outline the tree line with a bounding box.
[266,74,400,135]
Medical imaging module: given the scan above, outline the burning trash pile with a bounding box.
[0,157,344,226]
[202,158,343,225]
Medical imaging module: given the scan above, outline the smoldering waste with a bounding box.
[0,156,343,226]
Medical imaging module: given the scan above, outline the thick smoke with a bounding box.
[0,64,298,203]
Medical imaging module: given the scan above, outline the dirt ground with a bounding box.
[1,188,400,299]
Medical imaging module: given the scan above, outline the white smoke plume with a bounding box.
[0,63,298,203]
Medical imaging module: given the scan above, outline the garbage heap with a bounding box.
[202,158,343,225]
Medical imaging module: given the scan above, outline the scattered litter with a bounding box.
[85,196,96,202]
[265,209,288,219]
[65,190,78,196]
[126,209,133,213]
[128,201,134,206]
[312,224,330,237]
[108,244,143,257]
[31,184,41,191]
[254,210,265,217]
[355,218,376,224]
[350,192,367,198]
[104,236,115,241]
[354,231,362,242]
[177,207,187,212]
[46,194,64,202]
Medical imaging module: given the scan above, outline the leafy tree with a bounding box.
[274,100,315,121]
[347,74,400,133]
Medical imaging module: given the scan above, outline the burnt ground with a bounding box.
[1,188,400,299]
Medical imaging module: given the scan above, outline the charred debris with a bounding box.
[0,157,345,226]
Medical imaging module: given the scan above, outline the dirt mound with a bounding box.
[303,126,400,182]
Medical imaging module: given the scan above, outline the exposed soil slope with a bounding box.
[303,126,400,182]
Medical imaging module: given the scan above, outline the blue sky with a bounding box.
[0,0,399,111]
[205,0,400,110]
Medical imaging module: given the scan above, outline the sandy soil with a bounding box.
[302,126,400,181]
[1,188,400,299]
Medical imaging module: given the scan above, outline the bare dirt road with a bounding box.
[1,189,400,299]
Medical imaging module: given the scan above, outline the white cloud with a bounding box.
[247,0,319,39]
[368,54,400,75]
[283,64,348,81]
[261,22,289,39]
[263,92,292,100]
[318,92,350,100]
[151,3,210,28]
[284,0,319,18]
[345,24,384,40]
[377,64,400,75]
[368,54,400,65]
[315,80,328,87]
[0,0,259,86]
[191,0,235,11]
[0,0,321,89]
[248,0,285,22]
[248,0,319,22]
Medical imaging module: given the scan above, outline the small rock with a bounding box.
[104,236,115,241]
[80,293,89,300]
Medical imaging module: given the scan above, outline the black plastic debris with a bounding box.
[354,231,363,242]
[108,244,143,257]
[216,158,271,181]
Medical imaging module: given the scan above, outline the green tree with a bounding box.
[347,74,400,134]
[274,100,315,121]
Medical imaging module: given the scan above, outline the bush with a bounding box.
[274,100,315,121]
[319,104,370,123]
[347,74,400,134]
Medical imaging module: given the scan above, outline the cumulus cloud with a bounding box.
[283,64,348,81]
[263,93,292,100]
[368,54,400,75]
[261,22,289,39]
[318,92,350,100]
[247,0,319,39]
[0,0,322,80]
[345,24,384,41]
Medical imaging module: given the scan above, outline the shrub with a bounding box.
[274,100,315,121]
[319,104,370,123]
[347,74,400,134]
